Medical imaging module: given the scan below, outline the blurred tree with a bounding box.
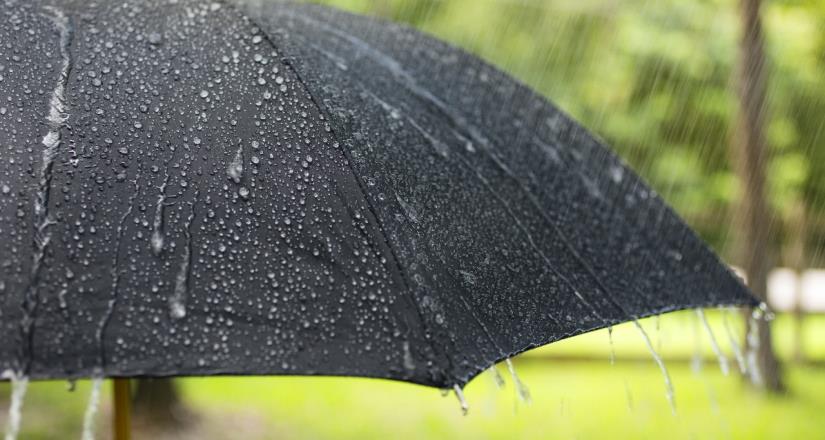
[732,0,782,392]
[133,378,188,427]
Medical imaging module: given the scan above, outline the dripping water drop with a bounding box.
[487,365,505,388]
[452,384,468,416]
[505,358,531,404]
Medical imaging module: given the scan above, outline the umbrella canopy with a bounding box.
[0,0,755,389]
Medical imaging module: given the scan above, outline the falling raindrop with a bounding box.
[696,309,730,376]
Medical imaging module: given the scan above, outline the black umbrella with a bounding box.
[0,0,756,436]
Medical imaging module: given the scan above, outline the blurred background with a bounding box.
[2,0,824,438]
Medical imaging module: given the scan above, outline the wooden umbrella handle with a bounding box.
[113,378,131,440]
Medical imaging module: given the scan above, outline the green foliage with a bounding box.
[310,0,825,263]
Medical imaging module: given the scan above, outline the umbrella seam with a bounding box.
[219,0,456,387]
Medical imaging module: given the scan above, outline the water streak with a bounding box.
[488,365,505,388]
[169,193,198,319]
[696,309,730,376]
[505,358,531,404]
[746,309,764,386]
[227,144,244,183]
[624,380,634,413]
[723,308,747,373]
[97,174,140,366]
[150,176,169,256]
[452,384,468,415]
[3,372,28,440]
[81,377,103,440]
[633,320,676,415]
[19,5,74,374]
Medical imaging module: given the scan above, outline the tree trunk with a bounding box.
[132,378,189,428]
[732,0,783,393]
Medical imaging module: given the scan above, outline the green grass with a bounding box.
[179,363,825,440]
[2,312,824,439]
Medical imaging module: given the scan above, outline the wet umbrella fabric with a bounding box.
[0,0,755,389]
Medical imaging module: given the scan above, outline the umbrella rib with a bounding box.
[297,42,507,368]
[283,11,634,322]
[277,9,634,373]
[449,150,605,323]
[399,112,571,335]
[223,1,456,384]
[300,41,580,366]
[298,35,579,358]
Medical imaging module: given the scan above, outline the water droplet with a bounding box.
[147,32,163,45]
[227,145,244,184]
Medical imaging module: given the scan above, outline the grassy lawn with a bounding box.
[2,311,823,439]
